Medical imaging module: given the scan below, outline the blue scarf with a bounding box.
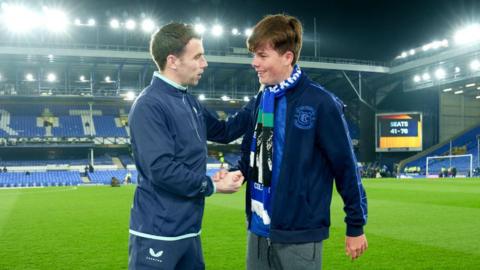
[249,65,302,187]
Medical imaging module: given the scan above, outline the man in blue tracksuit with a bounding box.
[236,14,368,269]
[128,23,252,269]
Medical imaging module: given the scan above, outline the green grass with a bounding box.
[1,178,480,269]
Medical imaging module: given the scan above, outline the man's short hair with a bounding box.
[150,22,201,71]
[247,14,303,65]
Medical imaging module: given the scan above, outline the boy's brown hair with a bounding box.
[247,14,303,65]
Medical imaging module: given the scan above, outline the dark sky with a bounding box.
[73,0,480,61]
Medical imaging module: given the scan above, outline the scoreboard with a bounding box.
[375,112,423,152]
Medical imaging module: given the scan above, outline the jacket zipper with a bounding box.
[182,93,202,142]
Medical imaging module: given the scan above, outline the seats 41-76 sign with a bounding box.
[375,112,423,152]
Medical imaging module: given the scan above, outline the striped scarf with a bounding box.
[249,65,302,187]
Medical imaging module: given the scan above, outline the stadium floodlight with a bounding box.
[441,39,449,47]
[422,43,431,51]
[466,83,476,88]
[431,40,442,50]
[231,28,239,35]
[74,18,81,25]
[221,95,231,101]
[454,24,480,45]
[43,7,68,33]
[105,76,111,83]
[442,88,452,92]
[110,19,120,29]
[141,18,155,32]
[124,91,136,101]
[87,18,95,26]
[422,73,431,81]
[470,59,480,71]
[413,75,421,83]
[243,96,250,102]
[409,49,415,56]
[435,68,446,79]
[47,73,56,82]
[455,66,461,73]
[79,75,86,82]
[245,28,253,36]
[211,24,223,37]
[1,4,39,33]
[454,90,464,94]
[194,23,206,34]
[198,94,206,101]
[25,73,34,81]
[476,95,480,99]
[125,19,136,30]
[400,52,407,58]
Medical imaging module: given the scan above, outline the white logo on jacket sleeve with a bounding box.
[149,248,163,258]
[294,106,316,130]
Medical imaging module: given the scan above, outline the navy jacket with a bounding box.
[128,76,253,240]
[239,72,368,244]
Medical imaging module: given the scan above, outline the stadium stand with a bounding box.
[400,124,480,177]
[0,171,82,187]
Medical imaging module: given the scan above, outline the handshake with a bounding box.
[212,169,244,194]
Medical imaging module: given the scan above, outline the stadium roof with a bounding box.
[74,0,480,61]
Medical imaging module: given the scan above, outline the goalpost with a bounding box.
[426,154,473,178]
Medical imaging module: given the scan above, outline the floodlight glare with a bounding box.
[1,5,39,33]
[110,19,120,29]
[105,76,111,83]
[43,7,68,33]
[422,73,431,81]
[221,95,231,101]
[74,18,81,25]
[125,19,136,30]
[141,18,155,32]
[409,49,415,56]
[413,75,421,83]
[434,68,446,79]
[198,94,206,101]
[231,28,239,35]
[455,67,461,73]
[470,59,480,71]
[243,96,250,102]
[211,24,223,37]
[125,91,136,101]
[431,40,441,49]
[245,28,253,36]
[194,24,206,34]
[454,24,480,45]
[47,73,56,82]
[441,39,449,47]
[79,75,86,82]
[400,52,407,58]
[87,18,95,26]
[25,73,34,81]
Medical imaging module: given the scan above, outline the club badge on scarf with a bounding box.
[249,65,302,187]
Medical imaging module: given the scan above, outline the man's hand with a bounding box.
[212,169,228,182]
[214,170,244,194]
[345,234,368,260]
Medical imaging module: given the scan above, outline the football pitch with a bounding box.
[1,178,480,269]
